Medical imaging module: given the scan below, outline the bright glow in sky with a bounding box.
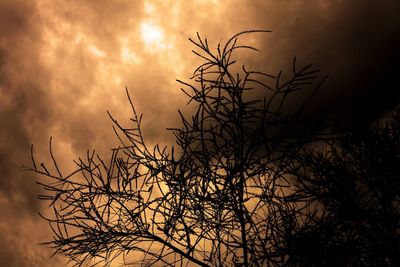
[140,22,166,50]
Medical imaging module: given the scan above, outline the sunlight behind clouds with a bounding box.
[140,21,167,51]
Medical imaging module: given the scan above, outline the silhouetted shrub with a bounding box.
[28,31,327,266]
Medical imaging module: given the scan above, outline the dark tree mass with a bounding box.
[286,110,400,267]
[28,31,400,266]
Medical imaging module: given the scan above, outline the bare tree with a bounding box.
[28,31,326,266]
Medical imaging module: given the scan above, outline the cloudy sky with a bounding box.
[0,0,399,266]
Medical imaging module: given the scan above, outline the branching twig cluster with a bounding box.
[28,31,327,266]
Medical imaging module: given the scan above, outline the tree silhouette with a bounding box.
[29,31,326,266]
[285,109,400,266]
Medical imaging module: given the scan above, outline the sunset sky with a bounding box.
[0,0,399,265]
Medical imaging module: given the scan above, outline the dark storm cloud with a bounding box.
[0,1,49,205]
[0,1,65,266]
[247,0,400,121]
